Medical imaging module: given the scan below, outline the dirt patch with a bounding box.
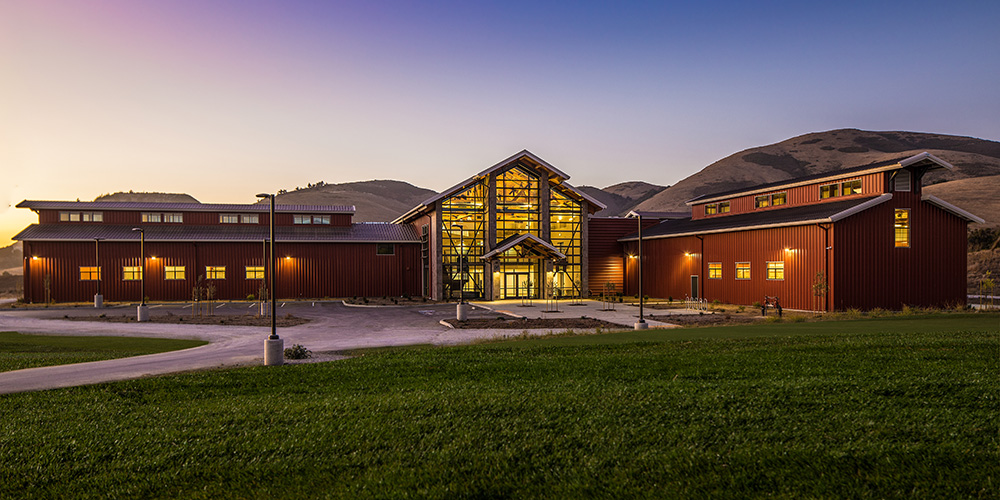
[64,313,309,327]
[443,317,622,330]
[649,313,764,326]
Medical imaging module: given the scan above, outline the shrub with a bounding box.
[868,308,889,318]
[284,344,312,359]
[737,305,746,313]
[765,316,783,323]
[788,314,806,323]
[752,301,762,309]
[247,294,255,301]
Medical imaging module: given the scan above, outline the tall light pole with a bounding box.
[94,238,103,308]
[451,223,468,321]
[257,193,283,366]
[131,228,148,322]
[635,214,647,330]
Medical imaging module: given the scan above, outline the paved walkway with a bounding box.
[0,300,688,395]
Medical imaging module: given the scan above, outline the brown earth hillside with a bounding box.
[267,180,436,222]
[636,129,1000,213]
[577,181,667,217]
[923,175,1000,228]
[95,192,200,203]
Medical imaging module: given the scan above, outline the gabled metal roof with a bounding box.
[921,195,985,223]
[620,195,891,242]
[16,200,356,214]
[688,152,954,206]
[480,233,567,261]
[392,150,606,223]
[626,210,690,219]
[13,223,419,243]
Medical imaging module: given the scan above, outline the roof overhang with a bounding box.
[626,210,690,219]
[480,233,567,261]
[921,195,985,223]
[392,150,604,224]
[621,195,894,242]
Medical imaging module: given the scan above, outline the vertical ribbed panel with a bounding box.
[22,241,421,302]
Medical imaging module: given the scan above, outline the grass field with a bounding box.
[0,332,207,372]
[0,315,997,499]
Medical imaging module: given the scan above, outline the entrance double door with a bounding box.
[504,272,532,298]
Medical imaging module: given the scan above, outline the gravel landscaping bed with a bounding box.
[443,317,622,329]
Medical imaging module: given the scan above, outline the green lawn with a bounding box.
[0,315,997,499]
[0,332,207,372]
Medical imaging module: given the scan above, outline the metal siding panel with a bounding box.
[587,218,657,294]
[22,240,421,302]
[629,225,828,310]
[832,191,967,309]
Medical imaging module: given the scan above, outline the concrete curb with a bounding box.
[469,302,524,319]
[439,319,455,329]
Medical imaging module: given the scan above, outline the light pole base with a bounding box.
[456,303,469,321]
[264,337,284,366]
[94,294,103,308]
[634,320,648,330]
[137,305,149,322]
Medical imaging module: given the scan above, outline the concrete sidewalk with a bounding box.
[0,301,681,395]
[470,298,690,329]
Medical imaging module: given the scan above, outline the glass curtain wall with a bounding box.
[550,189,582,297]
[496,166,540,242]
[441,181,487,298]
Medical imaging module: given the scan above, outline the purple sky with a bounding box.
[2,0,999,243]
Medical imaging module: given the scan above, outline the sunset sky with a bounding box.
[3,0,999,243]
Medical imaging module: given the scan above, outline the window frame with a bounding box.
[79,266,101,281]
[205,266,226,280]
[718,201,730,213]
[894,208,910,248]
[841,179,863,196]
[293,214,311,225]
[245,266,265,280]
[820,183,839,199]
[164,213,183,223]
[164,266,186,280]
[754,195,771,208]
[766,261,785,281]
[376,243,395,256]
[705,204,718,215]
[219,214,240,224]
[735,262,750,280]
[123,266,143,281]
[708,262,722,279]
[241,214,259,224]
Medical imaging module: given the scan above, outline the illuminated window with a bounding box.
[755,195,770,208]
[766,261,784,280]
[123,266,143,281]
[142,213,162,223]
[718,202,730,213]
[705,204,718,215]
[736,262,750,280]
[165,266,185,280]
[245,266,265,279]
[708,262,722,279]
[756,193,786,208]
[313,215,330,225]
[820,184,839,199]
[206,266,226,279]
[164,213,183,223]
[842,179,863,195]
[61,211,103,222]
[79,266,101,281]
[894,209,910,247]
[771,192,787,206]
[241,214,258,224]
[376,243,395,255]
[220,214,240,224]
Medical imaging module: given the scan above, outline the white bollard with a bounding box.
[634,320,648,330]
[94,294,103,308]
[264,337,284,366]
[456,303,469,321]
[137,304,149,322]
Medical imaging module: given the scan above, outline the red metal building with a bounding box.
[620,153,983,310]
[15,201,421,303]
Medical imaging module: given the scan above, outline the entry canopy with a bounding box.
[481,233,567,261]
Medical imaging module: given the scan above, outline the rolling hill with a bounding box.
[578,181,668,217]
[95,192,200,203]
[635,129,1000,220]
[268,180,437,222]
